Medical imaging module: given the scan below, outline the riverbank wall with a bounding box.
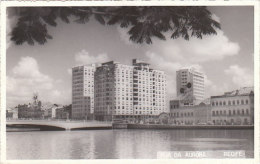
[112,123,254,130]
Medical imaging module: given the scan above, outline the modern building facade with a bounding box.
[94,61,134,120]
[93,59,167,121]
[72,65,95,119]
[132,59,167,116]
[176,67,205,106]
[210,87,254,125]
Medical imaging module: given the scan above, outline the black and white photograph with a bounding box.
[1,1,259,162]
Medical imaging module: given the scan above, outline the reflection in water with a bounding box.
[7,129,253,159]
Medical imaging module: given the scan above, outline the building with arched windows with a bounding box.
[210,87,254,125]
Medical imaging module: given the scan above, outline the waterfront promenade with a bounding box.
[6,119,112,130]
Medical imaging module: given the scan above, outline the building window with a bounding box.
[223,101,226,105]
[216,111,219,116]
[237,110,240,115]
[216,102,218,106]
[246,100,249,104]
[237,100,240,105]
[242,109,244,115]
[212,111,215,116]
[241,100,244,105]
[229,110,231,116]
[220,101,222,106]
[212,102,215,106]
[246,109,249,115]
[233,110,236,115]
[228,101,231,105]
[233,100,235,105]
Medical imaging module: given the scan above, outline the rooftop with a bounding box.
[211,87,254,98]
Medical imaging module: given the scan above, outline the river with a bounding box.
[7,129,253,159]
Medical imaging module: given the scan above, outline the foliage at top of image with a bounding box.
[9,6,221,45]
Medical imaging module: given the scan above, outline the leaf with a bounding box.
[94,14,105,25]
[10,6,221,45]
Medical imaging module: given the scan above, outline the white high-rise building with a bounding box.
[94,61,134,120]
[93,59,167,121]
[176,67,205,106]
[72,65,95,119]
[132,59,167,116]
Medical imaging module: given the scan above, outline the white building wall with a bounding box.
[176,67,205,105]
[133,60,167,115]
[114,64,134,115]
[72,65,95,119]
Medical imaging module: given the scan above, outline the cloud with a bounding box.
[144,28,240,99]
[224,65,254,87]
[204,75,229,98]
[74,49,109,65]
[7,57,70,107]
[147,29,240,64]
[145,51,181,98]
[67,68,72,75]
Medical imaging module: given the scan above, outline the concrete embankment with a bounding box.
[112,123,254,130]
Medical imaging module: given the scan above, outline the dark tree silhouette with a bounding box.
[9,6,221,45]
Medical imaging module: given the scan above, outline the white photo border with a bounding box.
[0,1,259,164]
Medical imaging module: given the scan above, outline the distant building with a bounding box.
[6,107,18,119]
[170,101,211,125]
[6,109,13,119]
[72,65,95,120]
[63,104,72,119]
[18,104,30,118]
[210,87,254,125]
[176,67,205,106]
[56,107,69,119]
[46,104,63,119]
[17,94,44,119]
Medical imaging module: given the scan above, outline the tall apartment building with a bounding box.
[94,61,134,120]
[72,65,95,119]
[132,59,167,116]
[176,67,205,106]
[94,59,167,121]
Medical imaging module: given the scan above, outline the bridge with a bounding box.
[6,120,112,131]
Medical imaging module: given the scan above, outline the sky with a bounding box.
[6,6,254,108]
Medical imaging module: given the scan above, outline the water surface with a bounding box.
[7,129,253,159]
